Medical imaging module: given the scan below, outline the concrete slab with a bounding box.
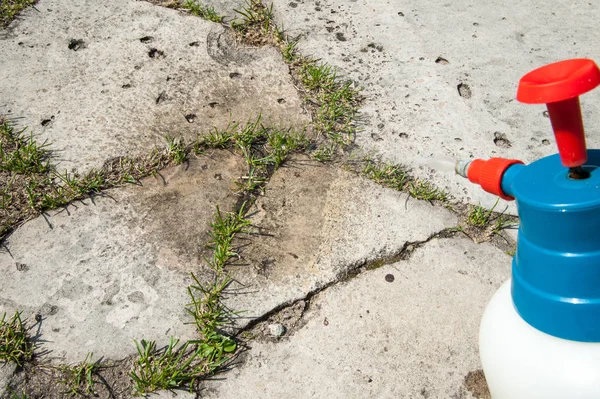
[224,157,458,328]
[0,0,309,174]
[0,151,245,363]
[147,389,196,399]
[272,0,600,211]
[0,363,17,399]
[202,237,510,398]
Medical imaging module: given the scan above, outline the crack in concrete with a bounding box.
[235,227,461,336]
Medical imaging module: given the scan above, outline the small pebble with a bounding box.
[268,323,286,337]
[385,274,395,282]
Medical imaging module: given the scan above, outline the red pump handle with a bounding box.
[517,59,600,168]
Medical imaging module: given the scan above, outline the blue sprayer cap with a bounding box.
[463,59,600,342]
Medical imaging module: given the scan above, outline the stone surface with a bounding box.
[272,0,600,212]
[224,157,458,328]
[0,0,309,174]
[267,323,285,337]
[0,363,17,399]
[147,389,196,399]
[0,152,245,363]
[202,237,511,398]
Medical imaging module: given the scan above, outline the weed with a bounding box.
[206,204,251,270]
[182,0,223,23]
[281,39,298,62]
[0,311,33,367]
[300,62,336,92]
[165,136,188,165]
[407,180,449,202]
[59,353,103,396]
[296,59,360,145]
[233,116,266,151]
[267,128,308,168]
[186,274,237,362]
[312,143,337,162]
[129,338,213,394]
[0,122,50,175]
[10,392,28,399]
[468,202,496,227]
[0,0,36,26]
[233,0,277,41]
[236,166,267,193]
[202,123,237,149]
[362,160,407,190]
[467,199,513,233]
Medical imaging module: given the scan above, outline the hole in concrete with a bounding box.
[68,39,86,51]
[493,132,512,148]
[185,114,196,123]
[40,116,54,126]
[122,83,131,89]
[156,91,167,105]
[454,137,462,142]
[277,98,286,104]
[398,132,408,138]
[457,83,472,99]
[289,2,298,7]
[16,262,29,271]
[208,102,219,108]
[435,56,449,64]
[464,370,491,399]
[326,26,334,32]
[543,110,549,118]
[542,139,550,145]
[189,41,200,47]
[367,43,383,52]
[229,72,241,78]
[336,32,347,41]
[385,274,395,282]
[148,48,165,58]
[139,36,154,43]
[398,11,404,16]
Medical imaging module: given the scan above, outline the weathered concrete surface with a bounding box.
[0,152,245,363]
[224,157,458,328]
[0,363,17,399]
[0,0,309,174]
[202,237,509,398]
[148,389,195,399]
[272,0,600,211]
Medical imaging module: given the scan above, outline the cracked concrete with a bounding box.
[0,152,244,363]
[0,0,309,174]
[223,156,457,329]
[270,0,600,212]
[2,0,587,397]
[202,237,508,398]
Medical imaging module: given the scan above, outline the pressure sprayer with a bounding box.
[455,58,600,398]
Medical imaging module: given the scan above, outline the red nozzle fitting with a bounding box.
[517,59,600,168]
[467,158,524,200]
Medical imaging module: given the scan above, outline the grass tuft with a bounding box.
[130,205,249,395]
[58,353,104,396]
[165,135,188,165]
[360,157,450,203]
[0,121,50,175]
[130,338,215,394]
[0,0,36,27]
[0,311,33,367]
[182,0,223,23]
